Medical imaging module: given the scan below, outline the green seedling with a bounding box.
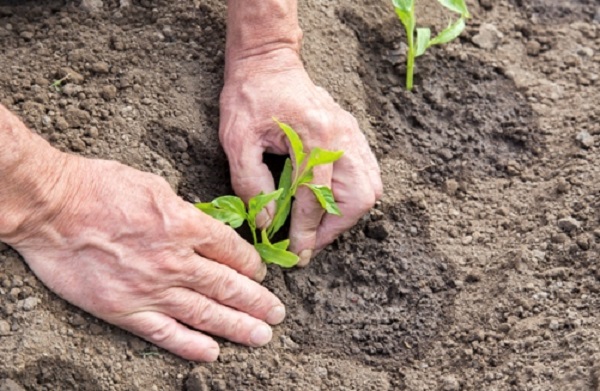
[50,74,70,92]
[196,119,343,268]
[392,0,470,91]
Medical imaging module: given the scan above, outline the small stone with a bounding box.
[440,375,460,391]
[59,68,85,85]
[526,40,541,56]
[22,297,38,311]
[437,148,454,161]
[551,233,569,244]
[558,217,581,233]
[576,131,594,149]
[444,179,459,196]
[80,0,104,12]
[69,314,88,327]
[0,320,11,336]
[64,107,91,128]
[461,235,473,245]
[19,31,34,40]
[71,138,87,152]
[55,116,69,131]
[472,23,503,50]
[91,62,110,74]
[0,379,26,391]
[100,85,118,100]
[549,319,560,330]
[365,220,392,241]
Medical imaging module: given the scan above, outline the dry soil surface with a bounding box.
[1,0,599,390]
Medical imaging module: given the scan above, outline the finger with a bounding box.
[189,205,267,282]
[180,255,285,325]
[162,287,275,348]
[223,134,277,227]
[314,154,377,252]
[121,311,220,362]
[288,164,333,266]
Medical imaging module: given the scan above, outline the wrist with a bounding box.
[0,109,80,245]
[225,0,303,80]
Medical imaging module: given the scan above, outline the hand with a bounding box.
[6,154,285,362]
[219,49,383,266]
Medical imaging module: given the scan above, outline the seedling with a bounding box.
[50,74,70,92]
[392,0,470,90]
[196,120,343,268]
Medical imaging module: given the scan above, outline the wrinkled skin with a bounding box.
[220,49,383,265]
[2,124,285,361]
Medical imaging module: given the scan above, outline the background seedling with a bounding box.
[196,120,343,268]
[392,0,470,91]
[50,73,70,92]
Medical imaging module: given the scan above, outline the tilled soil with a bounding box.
[1,0,599,390]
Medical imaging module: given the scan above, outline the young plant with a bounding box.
[195,120,343,268]
[392,0,470,91]
[50,74,70,92]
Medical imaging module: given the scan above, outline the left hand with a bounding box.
[219,49,383,266]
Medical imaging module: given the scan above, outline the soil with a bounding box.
[1,0,599,390]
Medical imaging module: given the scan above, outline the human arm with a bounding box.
[221,0,383,265]
[0,105,285,361]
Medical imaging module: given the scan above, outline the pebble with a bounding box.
[64,107,91,127]
[101,85,118,100]
[365,220,392,241]
[526,40,541,56]
[444,179,459,196]
[0,379,26,391]
[91,62,110,74]
[472,23,503,50]
[80,0,104,12]
[557,217,581,233]
[551,233,569,244]
[440,375,460,391]
[19,31,34,40]
[0,320,11,336]
[21,297,39,311]
[576,131,594,149]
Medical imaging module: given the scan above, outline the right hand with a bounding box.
[4,150,285,362]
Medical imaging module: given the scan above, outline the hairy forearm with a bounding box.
[225,0,303,79]
[0,105,72,244]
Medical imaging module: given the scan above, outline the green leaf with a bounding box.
[274,119,306,169]
[305,184,342,216]
[278,158,293,192]
[436,0,470,18]
[392,0,413,11]
[255,243,299,268]
[195,202,246,229]
[211,196,247,219]
[269,198,292,238]
[416,28,431,57]
[305,147,344,171]
[248,189,284,228]
[272,239,290,251]
[297,169,314,186]
[428,18,466,47]
[392,0,415,35]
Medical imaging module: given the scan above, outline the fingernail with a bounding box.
[298,249,312,267]
[255,263,268,282]
[249,324,272,347]
[256,210,272,229]
[204,345,220,362]
[266,305,286,325]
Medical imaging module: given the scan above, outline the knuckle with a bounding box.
[189,297,218,327]
[148,319,177,344]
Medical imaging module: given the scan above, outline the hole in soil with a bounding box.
[339,7,543,186]
[279,200,456,372]
[510,0,597,23]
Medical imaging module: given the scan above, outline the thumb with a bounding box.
[288,165,332,267]
[225,142,276,228]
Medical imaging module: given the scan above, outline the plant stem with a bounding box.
[406,48,415,91]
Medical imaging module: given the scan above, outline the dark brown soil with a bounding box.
[1,0,599,390]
